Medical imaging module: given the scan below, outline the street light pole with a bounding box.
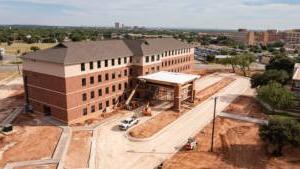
[210,97,217,152]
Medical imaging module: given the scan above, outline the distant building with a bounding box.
[115,22,120,29]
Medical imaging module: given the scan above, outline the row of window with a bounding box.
[81,57,133,71]
[145,48,191,63]
[82,97,120,115]
[166,65,191,73]
[161,56,191,67]
[82,81,132,101]
[81,69,132,86]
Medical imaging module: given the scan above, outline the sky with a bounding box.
[0,0,299,30]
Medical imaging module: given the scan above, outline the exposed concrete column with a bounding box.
[174,85,181,112]
[189,81,196,103]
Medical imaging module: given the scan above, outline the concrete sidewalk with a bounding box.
[219,112,268,125]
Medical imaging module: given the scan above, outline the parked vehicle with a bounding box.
[185,137,197,150]
[119,117,139,130]
[155,163,163,169]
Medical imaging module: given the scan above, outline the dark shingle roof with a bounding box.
[22,38,193,65]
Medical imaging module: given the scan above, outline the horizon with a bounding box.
[0,0,300,30]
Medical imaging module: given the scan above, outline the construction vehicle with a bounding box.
[124,84,139,110]
[142,102,152,116]
[185,137,198,150]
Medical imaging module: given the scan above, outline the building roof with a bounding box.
[22,38,193,65]
[138,71,200,86]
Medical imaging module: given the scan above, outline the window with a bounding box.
[82,93,87,101]
[89,62,93,70]
[130,56,132,63]
[118,58,121,65]
[90,76,94,84]
[112,85,116,92]
[91,105,95,113]
[83,108,87,116]
[165,51,168,56]
[82,78,86,86]
[151,55,155,62]
[112,73,115,79]
[124,69,128,76]
[118,83,122,90]
[118,72,122,78]
[105,60,108,67]
[157,66,160,71]
[129,68,133,76]
[157,55,160,61]
[113,98,116,105]
[98,89,102,96]
[105,73,109,80]
[146,56,149,63]
[91,91,95,99]
[99,103,102,110]
[98,75,102,82]
[124,57,127,64]
[106,100,109,107]
[105,87,109,94]
[124,82,128,89]
[112,59,115,66]
[81,63,85,71]
[97,60,101,68]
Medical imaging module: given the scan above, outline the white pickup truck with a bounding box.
[119,117,139,130]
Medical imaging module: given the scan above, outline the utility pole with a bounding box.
[210,97,217,152]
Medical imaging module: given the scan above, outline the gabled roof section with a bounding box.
[22,38,193,65]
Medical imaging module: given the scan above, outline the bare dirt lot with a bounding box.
[195,77,235,104]
[224,95,268,120]
[164,117,300,169]
[0,72,16,81]
[129,108,187,138]
[65,130,92,169]
[129,78,235,139]
[0,113,62,168]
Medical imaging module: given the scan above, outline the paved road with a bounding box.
[219,112,268,125]
[95,74,251,169]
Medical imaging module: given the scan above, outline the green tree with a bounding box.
[259,117,300,156]
[250,70,290,88]
[266,57,295,77]
[30,46,40,51]
[236,53,256,76]
[257,82,295,109]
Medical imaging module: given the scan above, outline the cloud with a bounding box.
[0,0,299,29]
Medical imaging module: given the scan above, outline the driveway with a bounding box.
[94,74,250,169]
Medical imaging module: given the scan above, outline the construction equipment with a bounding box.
[125,83,139,110]
[142,102,152,116]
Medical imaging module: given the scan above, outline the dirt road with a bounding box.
[94,74,251,169]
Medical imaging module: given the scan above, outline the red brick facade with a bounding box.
[23,53,194,124]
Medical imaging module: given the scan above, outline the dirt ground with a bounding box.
[129,108,186,138]
[15,164,57,169]
[0,113,62,168]
[194,77,235,104]
[64,130,92,169]
[0,92,24,122]
[164,117,300,169]
[0,72,16,81]
[70,109,126,127]
[224,95,269,120]
[0,42,56,55]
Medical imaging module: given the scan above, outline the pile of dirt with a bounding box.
[195,77,235,103]
[65,131,92,169]
[224,95,268,119]
[164,118,300,169]
[0,113,62,167]
[129,109,183,138]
